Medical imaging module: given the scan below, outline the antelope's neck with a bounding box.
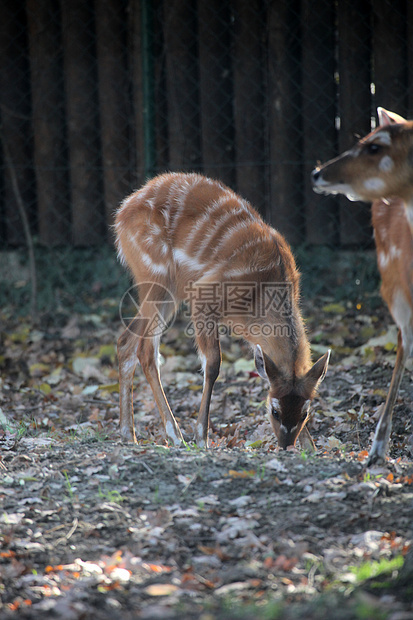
[256,307,311,380]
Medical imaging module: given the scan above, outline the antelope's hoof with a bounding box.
[120,429,137,443]
[366,451,386,467]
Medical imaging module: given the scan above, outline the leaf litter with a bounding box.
[0,297,412,618]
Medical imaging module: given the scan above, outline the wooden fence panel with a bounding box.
[1,0,412,249]
[163,0,201,170]
[198,0,234,188]
[409,2,413,114]
[266,0,302,244]
[231,0,265,212]
[301,0,337,245]
[26,0,68,246]
[373,0,408,116]
[95,0,131,229]
[0,0,34,246]
[337,0,372,247]
[128,0,145,187]
[61,0,104,245]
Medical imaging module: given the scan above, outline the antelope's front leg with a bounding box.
[194,330,221,448]
[367,330,407,466]
[299,425,316,452]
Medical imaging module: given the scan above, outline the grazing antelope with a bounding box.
[312,108,413,465]
[115,172,330,449]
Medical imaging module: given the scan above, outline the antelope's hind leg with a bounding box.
[117,317,142,443]
[117,284,183,446]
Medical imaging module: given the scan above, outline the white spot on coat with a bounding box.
[379,155,394,172]
[378,251,389,269]
[363,177,386,192]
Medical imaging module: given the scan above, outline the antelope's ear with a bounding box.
[304,350,330,392]
[255,345,289,397]
[377,107,406,126]
[254,345,268,380]
[254,345,279,382]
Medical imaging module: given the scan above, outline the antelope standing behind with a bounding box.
[312,108,413,465]
[115,172,330,450]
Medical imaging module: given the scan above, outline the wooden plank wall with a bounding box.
[0,0,411,248]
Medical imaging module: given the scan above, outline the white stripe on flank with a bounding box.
[210,220,253,256]
[143,223,162,247]
[173,247,205,271]
[166,178,183,207]
[229,238,260,258]
[116,244,127,266]
[140,251,168,275]
[172,177,203,233]
[195,210,241,257]
[224,264,269,278]
[160,241,169,255]
[135,183,152,205]
[128,233,168,275]
[183,195,233,249]
[160,206,170,228]
[169,181,195,234]
[148,223,161,236]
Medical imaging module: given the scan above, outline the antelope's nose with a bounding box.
[278,430,295,450]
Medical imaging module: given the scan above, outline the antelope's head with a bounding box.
[312,108,413,205]
[254,345,330,449]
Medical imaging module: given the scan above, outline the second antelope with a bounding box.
[115,172,330,450]
[312,107,413,465]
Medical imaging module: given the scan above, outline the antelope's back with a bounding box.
[115,172,299,299]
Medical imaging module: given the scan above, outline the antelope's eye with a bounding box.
[366,143,381,155]
[271,408,280,422]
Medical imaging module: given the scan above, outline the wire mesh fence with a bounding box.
[0,0,411,309]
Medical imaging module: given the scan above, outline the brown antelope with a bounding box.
[312,108,413,465]
[115,172,330,450]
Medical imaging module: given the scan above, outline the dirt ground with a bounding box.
[0,296,412,619]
